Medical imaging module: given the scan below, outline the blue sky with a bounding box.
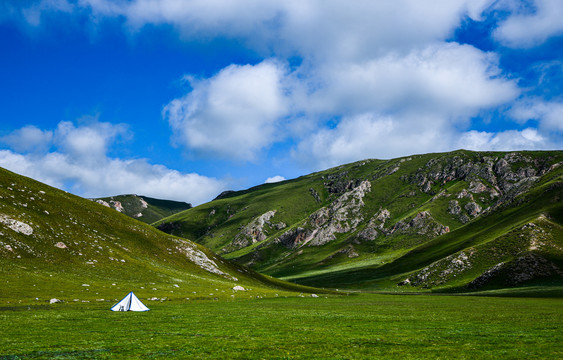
[0,0,562,205]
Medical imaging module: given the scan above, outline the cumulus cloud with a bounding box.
[458,128,552,151]
[7,0,560,180]
[163,60,291,161]
[493,0,563,48]
[0,125,53,153]
[0,121,225,205]
[265,175,285,183]
[305,43,519,117]
[294,43,521,168]
[509,99,563,132]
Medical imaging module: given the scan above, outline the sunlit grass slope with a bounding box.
[155,150,563,293]
[0,167,319,306]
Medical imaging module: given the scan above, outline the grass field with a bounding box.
[1,294,561,359]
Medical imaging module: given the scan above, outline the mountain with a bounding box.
[0,167,318,305]
[154,150,563,294]
[92,194,192,224]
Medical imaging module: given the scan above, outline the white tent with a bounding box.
[110,292,150,312]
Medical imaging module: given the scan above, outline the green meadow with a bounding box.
[1,294,561,359]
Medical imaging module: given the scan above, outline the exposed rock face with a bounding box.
[464,202,482,217]
[448,200,462,215]
[468,254,563,288]
[111,201,124,212]
[309,188,322,203]
[274,227,308,248]
[232,210,286,249]
[403,152,553,207]
[274,180,371,248]
[468,181,487,194]
[401,250,475,288]
[390,211,449,237]
[322,171,364,194]
[307,180,371,246]
[96,200,110,207]
[357,227,378,241]
[337,245,359,258]
[357,208,390,241]
[173,239,237,281]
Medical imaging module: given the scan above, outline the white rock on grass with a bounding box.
[232,286,246,291]
[0,214,33,235]
[311,294,319,298]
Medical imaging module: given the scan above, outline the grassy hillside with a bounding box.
[0,167,320,306]
[154,150,563,293]
[92,194,192,224]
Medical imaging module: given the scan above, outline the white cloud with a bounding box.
[20,1,493,58]
[9,0,560,179]
[163,60,291,161]
[458,128,551,151]
[509,99,563,132]
[0,121,225,205]
[54,120,129,165]
[305,43,519,118]
[293,43,521,168]
[493,0,563,48]
[265,175,285,183]
[0,125,53,153]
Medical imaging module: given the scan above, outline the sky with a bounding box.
[0,0,562,205]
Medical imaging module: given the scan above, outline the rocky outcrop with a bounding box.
[307,180,371,246]
[322,171,364,194]
[274,180,371,248]
[357,208,390,241]
[464,201,482,217]
[403,152,554,208]
[274,227,309,248]
[174,239,237,281]
[309,188,322,203]
[400,250,475,288]
[390,211,449,237]
[232,210,286,249]
[468,254,563,289]
[0,214,33,235]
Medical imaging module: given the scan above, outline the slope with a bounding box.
[0,167,319,306]
[92,194,192,224]
[154,150,563,293]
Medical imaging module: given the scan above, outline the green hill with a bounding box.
[154,150,563,294]
[92,194,192,224]
[0,167,319,306]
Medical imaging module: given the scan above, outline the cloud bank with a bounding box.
[0,121,224,205]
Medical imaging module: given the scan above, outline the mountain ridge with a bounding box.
[154,149,563,293]
[92,194,192,224]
